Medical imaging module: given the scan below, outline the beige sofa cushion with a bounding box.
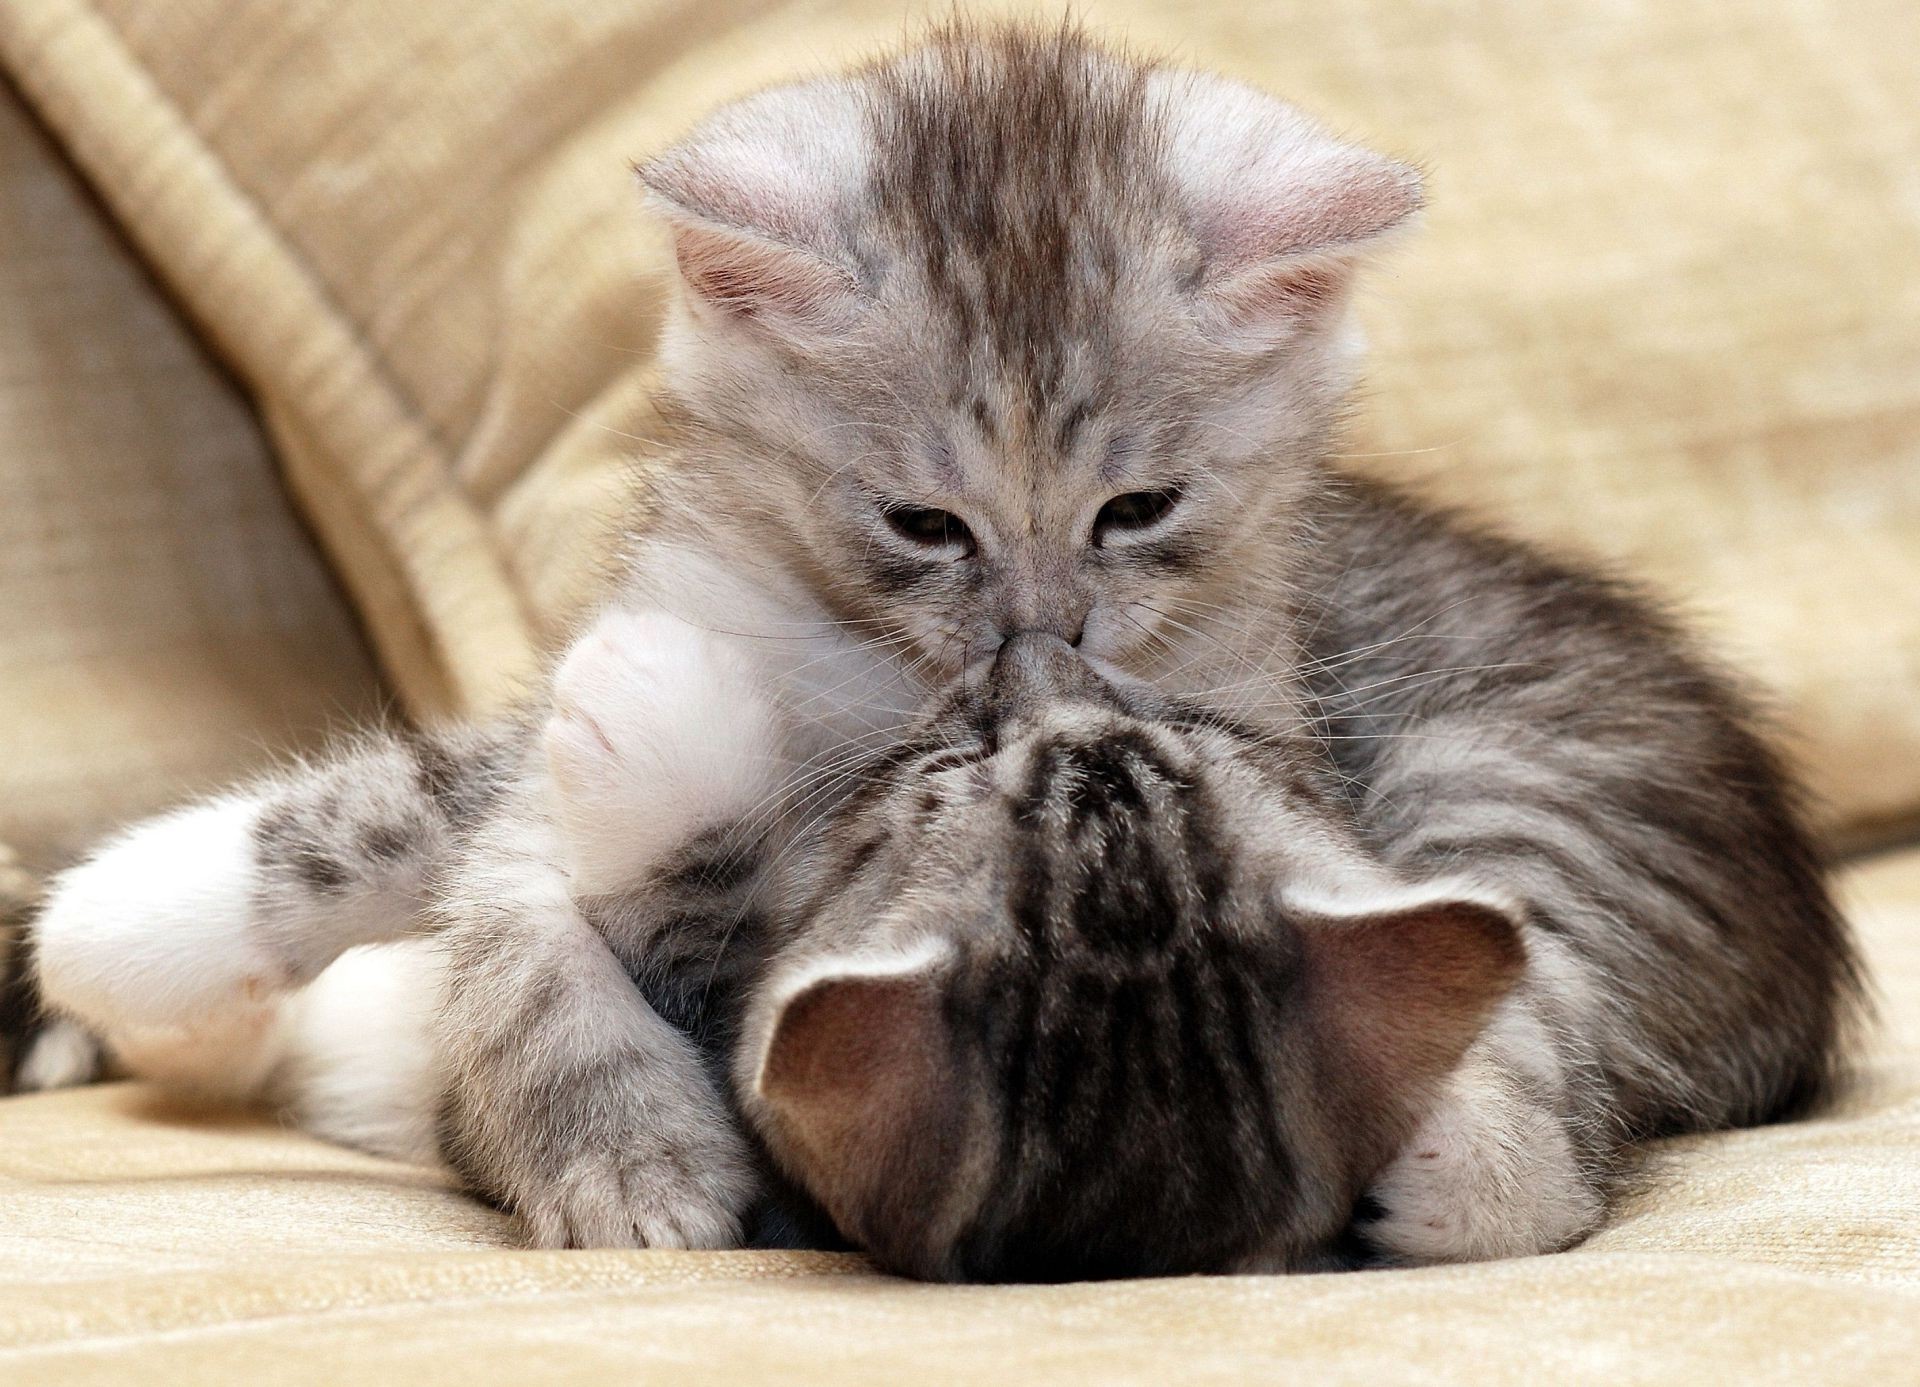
[0,78,382,869]
[4,845,1918,1382]
[1,2,1918,841]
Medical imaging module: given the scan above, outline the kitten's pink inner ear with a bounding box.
[1301,896,1525,1096]
[669,224,856,326]
[1155,73,1423,335]
[636,78,868,331]
[757,961,951,1174]
[1208,258,1350,328]
[1203,152,1424,273]
[1202,156,1421,331]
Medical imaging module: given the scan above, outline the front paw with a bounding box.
[545,610,784,894]
[1360,1068,1604,1264]
[517,1117,760,1251]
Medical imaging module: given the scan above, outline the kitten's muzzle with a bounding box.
[1005,609,1085,650]
[974,632,1116,712]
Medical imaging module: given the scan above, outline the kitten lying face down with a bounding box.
[25,22,1859,1274]
[638,632,1527,1279]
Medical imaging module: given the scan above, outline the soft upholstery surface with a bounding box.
[1,1,1917,839]
[0,76,382,870]
[1,847,1915,1383]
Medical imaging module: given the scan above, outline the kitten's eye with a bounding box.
[1093,487,1182,542]
[885,505,976,556]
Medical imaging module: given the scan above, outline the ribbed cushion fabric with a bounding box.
[0,78,380,870]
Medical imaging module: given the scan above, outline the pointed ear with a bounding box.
[657,224,858,328]
[1289,884,1525,1098]
[1151,72,1423,341]
[753,947,964,1211]
[638,81,869,330]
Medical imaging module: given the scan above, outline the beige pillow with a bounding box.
[3,0,1916,839]
[0,78,381,868]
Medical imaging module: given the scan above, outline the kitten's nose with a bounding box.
[984,632,1107,706]
[1044,614,1085,648]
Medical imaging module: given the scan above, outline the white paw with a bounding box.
[33,797,287,1032]
[518,1121,759,1251]
[15,1005,290,1103]
[13,1020,105,1091]
[1363,1064,1604,1264]
[544,609,785,895]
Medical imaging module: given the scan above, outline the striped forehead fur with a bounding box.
[864,25,1177,395]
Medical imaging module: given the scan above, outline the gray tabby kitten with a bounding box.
[724,631,1535,1279]
[26,23,1857,1269]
